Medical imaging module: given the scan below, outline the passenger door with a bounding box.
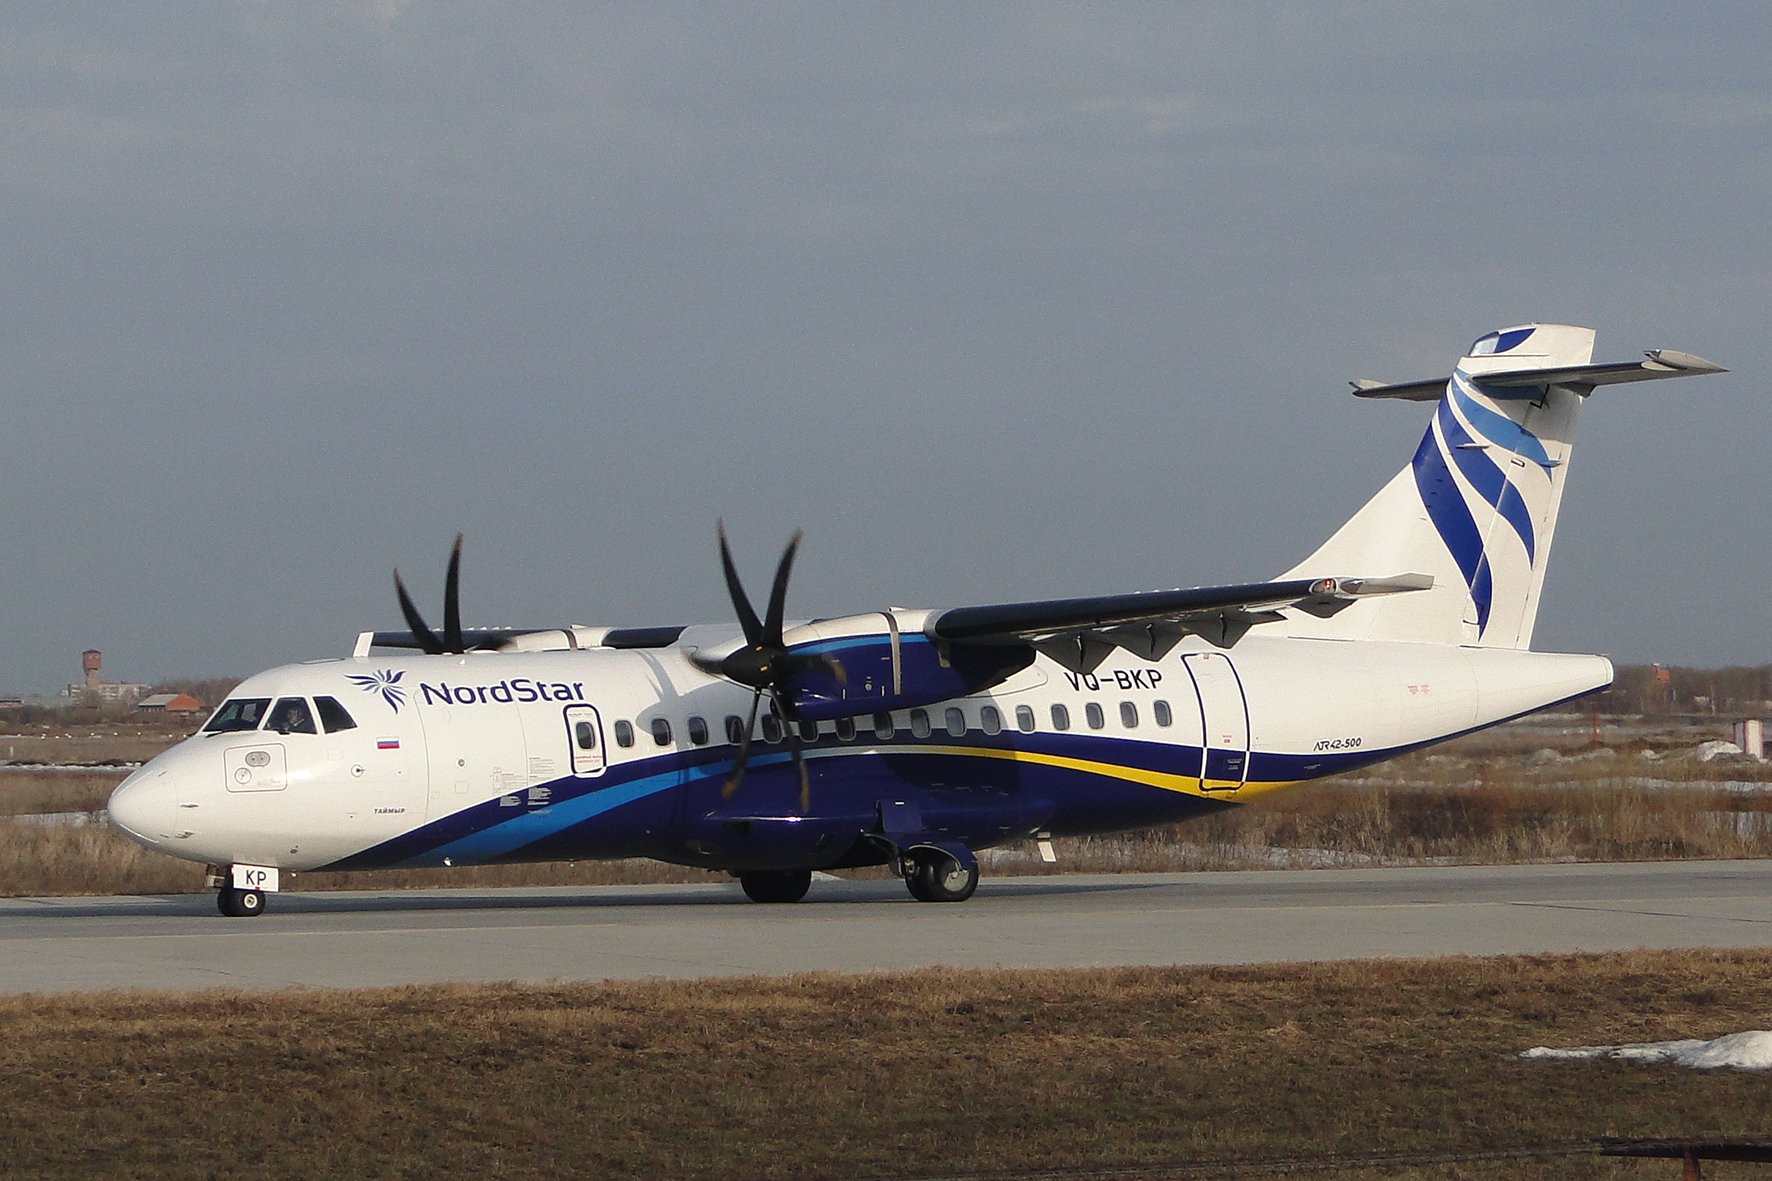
[1183,652,1249,792]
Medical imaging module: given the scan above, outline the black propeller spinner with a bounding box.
[692,522,842,812]
[394,534,473,656]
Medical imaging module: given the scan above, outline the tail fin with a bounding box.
[1281,324,1724,649]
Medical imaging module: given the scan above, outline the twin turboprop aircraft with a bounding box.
[108,325,1725,915]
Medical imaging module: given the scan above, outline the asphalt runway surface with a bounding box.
[5,860,1771,995]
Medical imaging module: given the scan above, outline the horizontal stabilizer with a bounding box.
[1351,348,1726,401]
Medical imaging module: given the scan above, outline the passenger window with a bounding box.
[1086,702,1105,730]
[910,708,932,738]
[874,712,895,739]
[1153,699,1173,727]
[980,705,1002,735]
[835,717,856,741]
[944,707,966,736]
[614,720,635,748]
[762,714,783,743]
[1015,705,1036,733]
[269,697,317,735]
[574,720,598,751]
[650,718,672,746]
[1120,701,1139,728]
[1051,703,1070,731]
[799,718,819,742]
[203,698,271,733]
[314,696,358,733]
[725,715,746,744]
[688,716,709,746]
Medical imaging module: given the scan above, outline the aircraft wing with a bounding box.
[359,625,688,655]
[925,573,1432,672]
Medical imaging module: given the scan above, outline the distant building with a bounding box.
[136,693,205,717]
[62,648,148,705]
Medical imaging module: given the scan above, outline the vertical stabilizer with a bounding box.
[1282,324,1594,648]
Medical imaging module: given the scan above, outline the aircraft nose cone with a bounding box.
[107,767,172,847]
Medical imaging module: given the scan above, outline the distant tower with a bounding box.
[83,649,102,691]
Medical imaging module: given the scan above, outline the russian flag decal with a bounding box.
[377,737,401,751]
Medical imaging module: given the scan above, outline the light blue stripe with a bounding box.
[403,756,768,867]
[1450,373,1555,469]
[1438,399,1537,564]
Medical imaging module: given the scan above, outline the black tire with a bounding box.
[217,887,267,917]
[905,852,979,903]
[739,869,813,904]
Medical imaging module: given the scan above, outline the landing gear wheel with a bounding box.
[217,887,266,917]
[739,869,813,904]
[905,851,979,903]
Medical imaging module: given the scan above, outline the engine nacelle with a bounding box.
[779,612,1034,722]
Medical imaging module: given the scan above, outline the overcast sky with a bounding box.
[2,2,1767,694]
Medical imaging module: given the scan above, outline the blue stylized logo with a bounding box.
[348,669,407,712]
[1410,377,1553,636]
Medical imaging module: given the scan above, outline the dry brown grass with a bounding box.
[0,768,120,816]
[3,950,1770,1179]
[0,727,183,766]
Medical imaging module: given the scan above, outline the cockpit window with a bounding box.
[314,696,358,734]
[267,697,318,735]
[203,698,272,733]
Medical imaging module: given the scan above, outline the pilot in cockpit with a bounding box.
[271,699,316,735]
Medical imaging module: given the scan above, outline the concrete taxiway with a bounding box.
[4,860,1770,994]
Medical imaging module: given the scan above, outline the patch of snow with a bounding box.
[3,810,105,827]
[1696,740,1746,763]
[1522,1030,1772,1070]
[0,761,141,772]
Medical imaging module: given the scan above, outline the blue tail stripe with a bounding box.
[1437,399,1537,564]
[1450,374,1555,469]
[1411,418,1492,632]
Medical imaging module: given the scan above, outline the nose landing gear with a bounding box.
[207,863,275,917]
[217,885,266,917]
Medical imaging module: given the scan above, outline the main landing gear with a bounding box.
[739,868,813,903]
[903,847,979,903]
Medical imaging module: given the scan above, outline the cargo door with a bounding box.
[417,701,531,821]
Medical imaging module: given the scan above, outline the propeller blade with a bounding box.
[762,530,802,647]
[443,533,465,655]
[769,684,811,815]
[394,570,445,655]
[722,690,764,798]
[717,521,765,646]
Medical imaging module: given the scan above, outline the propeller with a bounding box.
[394,534,471,655]
[692,522,843,812]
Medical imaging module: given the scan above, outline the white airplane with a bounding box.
[109,325,1724,916]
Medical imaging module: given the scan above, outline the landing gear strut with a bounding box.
[904,848,979,903]
[739,868,813,903]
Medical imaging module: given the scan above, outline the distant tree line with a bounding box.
[1605,663,1772,718]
